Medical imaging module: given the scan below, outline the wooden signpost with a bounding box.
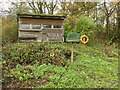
[66,32,80,62]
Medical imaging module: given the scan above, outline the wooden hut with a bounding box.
[17,14,65,42]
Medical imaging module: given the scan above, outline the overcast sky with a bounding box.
[0,0,10,12]
[0,0,118,15]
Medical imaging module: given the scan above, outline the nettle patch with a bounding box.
[2,42,78,68]
[2,42,78,88]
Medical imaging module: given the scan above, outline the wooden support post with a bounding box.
[71,42,74,62]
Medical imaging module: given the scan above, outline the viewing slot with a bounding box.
[32,24,41,30]
[53,25,62,28]
[43,24,52,29]
[20,24,30,30]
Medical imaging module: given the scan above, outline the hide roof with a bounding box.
[17,14,65,20]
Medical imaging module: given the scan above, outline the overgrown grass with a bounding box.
[2,42,118,88]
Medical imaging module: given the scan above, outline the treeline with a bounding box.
[1,1,120,44]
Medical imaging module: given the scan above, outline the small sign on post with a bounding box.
[66,32,80,62]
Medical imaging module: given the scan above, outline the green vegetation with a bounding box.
[75,15,95,36]
[2,42,118,88]
[2,3,119,44]
[2,16,17,44]
[1,1,119,89]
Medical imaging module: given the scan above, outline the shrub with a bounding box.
[2,15,18,44]
[75,15,95,37]
[64,20,74,41]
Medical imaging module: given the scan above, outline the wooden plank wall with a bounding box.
[20,18,64,25]
[19,17,64,42]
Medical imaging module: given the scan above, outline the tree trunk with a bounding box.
[95,2,98,22]
[117,2,120,39]
[106,16,110,35]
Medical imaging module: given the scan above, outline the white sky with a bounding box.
[0,0,11,11]
[0,0,119,15]
[0,0,119,8]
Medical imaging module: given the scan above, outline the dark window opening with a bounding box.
[43,24,52,28]
[32,24,41,29]
[20,24,30,29]
[53,25,62,28]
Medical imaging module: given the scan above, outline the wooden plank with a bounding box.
[42,29,64,33]
[19,18,64,25]
[19,29,41,32]
[19,31,42,41]
[19,37,37,39]
[48,37,63,42]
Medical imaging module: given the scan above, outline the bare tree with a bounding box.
[103,1,117,35]
[45,0,58,15]
[117,1,120,39]
[27,0,45,14]
[27,0,58,14]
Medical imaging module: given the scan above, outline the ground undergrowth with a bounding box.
[2,42,118,88]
